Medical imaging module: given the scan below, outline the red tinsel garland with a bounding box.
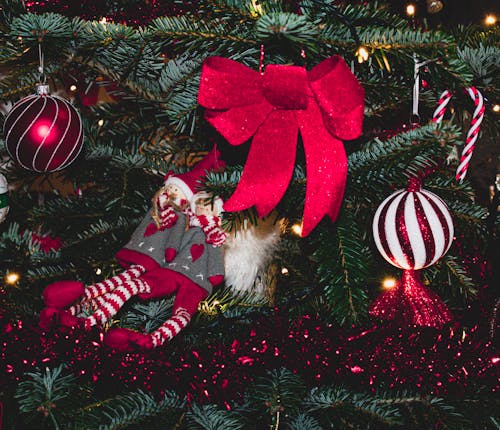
[1,310,498,409]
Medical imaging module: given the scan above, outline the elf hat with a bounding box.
[164,146,225,202]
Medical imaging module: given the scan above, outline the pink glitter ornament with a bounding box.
[3,84,83,172]
[370,177,454,328]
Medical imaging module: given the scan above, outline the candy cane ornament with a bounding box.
[432,87,485,183]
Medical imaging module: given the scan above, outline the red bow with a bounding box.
[198,56,364,236]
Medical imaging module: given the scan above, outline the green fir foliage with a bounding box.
[0,0,499,428]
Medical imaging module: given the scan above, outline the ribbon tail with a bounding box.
[297,100,347,237]
[223,110,298,217]
[205,101,273,146]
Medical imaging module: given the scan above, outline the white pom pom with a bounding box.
[224,215,282,295]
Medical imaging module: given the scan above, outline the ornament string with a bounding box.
[259,44,265,75]
[412,55,438,123]
[38,43,46,84]
[432,87,485,182]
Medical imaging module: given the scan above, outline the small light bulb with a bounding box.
[493,104,500,113]
[406,3,416,16]
[5,272,20,285]
[281,267,289,275]
[95,268,102,275]
[69,84,77,92]
[291,223,303,236]
[99,17,108,24]
[485,14,497,25]
[97,119,104,127]
[382,277,396,289]
[356,46,369,63]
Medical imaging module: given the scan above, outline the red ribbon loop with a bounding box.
[198,55,364,236]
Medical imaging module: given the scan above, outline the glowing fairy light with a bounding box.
[485,14,497,25]
[5,272,20,285]
[291,223,303,236]
[356,46,369,63]
[382,277,397,290]
[406,4,416,16]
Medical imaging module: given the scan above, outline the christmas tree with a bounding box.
[1,0,499,428]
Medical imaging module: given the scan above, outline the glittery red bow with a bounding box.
[198,56,364,236]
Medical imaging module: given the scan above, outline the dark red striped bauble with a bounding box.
[372,185,454,270]
[3,85,83,172]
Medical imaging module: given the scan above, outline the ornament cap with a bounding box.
[36,84,50,95]
[407,177,422,192]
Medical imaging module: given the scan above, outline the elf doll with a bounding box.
[40,147,225,349]
[103,191,226,350]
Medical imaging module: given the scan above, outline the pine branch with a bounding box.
[15,365,79,429]
[250,368,307,427]
[304,386,401,427]
[423,254,478,305]
[73,389,185,430]
[287,413,323,430]
[312,215,370,325]
[185,403,245,430]
[120,297,174,332]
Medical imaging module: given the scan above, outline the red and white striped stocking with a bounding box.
[82,278,151,329]
[82,265,146,300]
[68,293,115,316]
[150,308,192,347]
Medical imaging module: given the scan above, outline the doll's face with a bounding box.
[166,184,186,204]
[195,198,219,217]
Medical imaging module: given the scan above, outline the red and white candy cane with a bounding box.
[432,87,485,183]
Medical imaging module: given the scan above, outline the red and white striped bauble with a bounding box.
[370,178,454,327]
[3,84,83,172]
[372,180,454,271]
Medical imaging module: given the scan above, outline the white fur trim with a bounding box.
[224,216,282,295]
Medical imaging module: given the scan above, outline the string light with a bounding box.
[97,119,104,127]
[99,17,108,24]
[69,84,77,92]
[95,268,102,275]
[281,267,289,275]
[406,3,416,16]
[5,272,20,285]
[485,14,497,25]
[291,223,303,236]
[356,46,369,63]
[492,104,500,113]
[382,277,397,290]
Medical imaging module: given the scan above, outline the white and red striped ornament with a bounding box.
[3,84,83,172]
[370,177,454,328]
[432,87,485,183]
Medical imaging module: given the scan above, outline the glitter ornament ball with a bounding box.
[3,84,84,172]
[0,173,8,223]
[372,178,454,271]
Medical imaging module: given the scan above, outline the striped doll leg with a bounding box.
[68,293,115,316]
[60,278,151,329]
[150,280,208,347]
[82,264,146,300]
[103,279,207,351]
